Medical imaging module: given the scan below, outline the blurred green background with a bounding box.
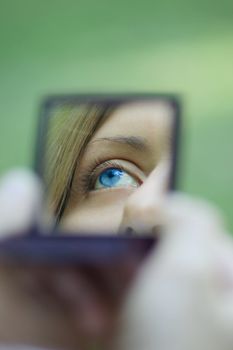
[0,0,232,229]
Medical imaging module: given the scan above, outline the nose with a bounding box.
[119,160,170,235]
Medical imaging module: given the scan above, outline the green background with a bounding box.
[0,0,232,229]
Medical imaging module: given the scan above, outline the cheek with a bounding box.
[60,189,134,234]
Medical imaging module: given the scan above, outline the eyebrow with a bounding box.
[89,135,150,152]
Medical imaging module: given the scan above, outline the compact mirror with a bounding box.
[36,94,180,235]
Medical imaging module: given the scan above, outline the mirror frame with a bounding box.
[0,94,181,264]
[34,93,181,233]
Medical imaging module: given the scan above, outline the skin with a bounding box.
[61,100,174,234]
[0,99,175,350]
[1,102,231,350]
[1,172,233,350]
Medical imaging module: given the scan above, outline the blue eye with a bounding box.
[94,167,138,190]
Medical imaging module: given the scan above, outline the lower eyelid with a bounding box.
[87,185,139,196]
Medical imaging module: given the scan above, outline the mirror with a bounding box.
[37,95,180,235]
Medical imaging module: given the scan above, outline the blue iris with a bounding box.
[99,168,124,188]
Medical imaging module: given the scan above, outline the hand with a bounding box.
[0,170,138,350]
[0,170,77,349]
[116,194,233,350]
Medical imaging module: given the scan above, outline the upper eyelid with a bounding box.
[89,160,132,188]
[79,159,122,181]
[91,160,123,176]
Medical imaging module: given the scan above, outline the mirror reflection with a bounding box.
[43,97,178,235]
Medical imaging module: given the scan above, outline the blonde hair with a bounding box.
[45,103,114,219]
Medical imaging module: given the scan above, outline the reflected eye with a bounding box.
[94,167,139,190]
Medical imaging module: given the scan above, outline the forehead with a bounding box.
[93,100,174,140]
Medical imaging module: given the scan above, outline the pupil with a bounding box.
[100,168,123,187]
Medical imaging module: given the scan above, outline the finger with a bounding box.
[207,235,233,346]
[94,258,143,301]
[116,193,228,350]
[0,169,42,237]
[158,193,224,268]
[0,265,80,349]
[4,259,138,345]
[50,268,116,341]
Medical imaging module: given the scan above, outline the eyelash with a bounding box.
[78,158,136,195]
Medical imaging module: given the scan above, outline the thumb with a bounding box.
[0,169,43,237]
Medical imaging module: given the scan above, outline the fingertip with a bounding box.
[0,168,42,195]
[163,191,226,235]
[0,168,43,237]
